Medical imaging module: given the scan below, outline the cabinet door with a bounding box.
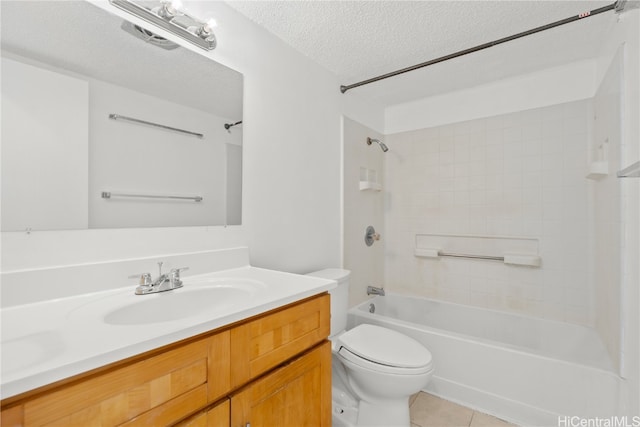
[174,399,229,427]
[230,341,331,427]
[22,333,226,427]
[206,400,231,427]
[230,294,330,388]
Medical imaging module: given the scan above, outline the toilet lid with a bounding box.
[336,324,432,369]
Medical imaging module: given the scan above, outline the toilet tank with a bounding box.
[306,269,351,337]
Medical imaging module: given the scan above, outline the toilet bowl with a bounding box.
[306,269,433,427]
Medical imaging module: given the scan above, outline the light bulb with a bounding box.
[169,0,183,13]
[199,18,217,35]
[157,0,183,18]
[205,18,217,30]
[196,18,217,38]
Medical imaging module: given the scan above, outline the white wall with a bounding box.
[183,1,384,273]
[385,59,597,135]
[1,1,383,275]
[342,117,385,307]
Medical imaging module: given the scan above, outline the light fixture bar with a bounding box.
[109,0,216,51]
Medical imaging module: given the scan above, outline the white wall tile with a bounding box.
[523,138,543,156]
[344,118,385,307]
[385,100,593,326]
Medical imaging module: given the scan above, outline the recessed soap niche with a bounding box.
[359,167,382,191]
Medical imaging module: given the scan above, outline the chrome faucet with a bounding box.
[366,286,385,296]
[130,262,189,295]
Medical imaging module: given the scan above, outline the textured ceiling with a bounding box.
[1,1,243,120]
[226,0,620,106]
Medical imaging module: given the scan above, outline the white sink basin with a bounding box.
[105,286,250,325]
[69,278,267,326]
[2,331,65,374]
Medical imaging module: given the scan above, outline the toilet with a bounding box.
[307,269,433,427]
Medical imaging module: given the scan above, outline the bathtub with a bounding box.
[348,294,622,426]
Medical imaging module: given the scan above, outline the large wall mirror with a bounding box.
[1,1,243,231]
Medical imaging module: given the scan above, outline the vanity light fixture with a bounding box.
[110,0,217,51]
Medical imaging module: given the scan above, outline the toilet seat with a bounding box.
[336,324,433,375]
[338,347,433,375]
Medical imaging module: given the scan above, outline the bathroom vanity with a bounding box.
[1,257,334,427]
[2,295,330,426]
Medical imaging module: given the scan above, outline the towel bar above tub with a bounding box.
[414,248,540,267]
[101,192,203,202]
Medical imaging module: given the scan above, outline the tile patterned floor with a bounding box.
[409,392,517,427]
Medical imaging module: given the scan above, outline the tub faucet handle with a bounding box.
[365,226,381,246]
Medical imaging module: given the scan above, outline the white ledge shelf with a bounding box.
[586,161,609,180]
[414,248,541,267]
[617,161,640,178]
[359,181,382,191]
[414,234,541,267]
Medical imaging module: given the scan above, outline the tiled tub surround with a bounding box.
[0,247,335,399]
[384,100,594,326]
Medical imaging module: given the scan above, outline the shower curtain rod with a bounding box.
[340,0,625,94]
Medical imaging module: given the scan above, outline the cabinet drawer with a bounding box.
[230,294,330,387]
[23,337,213,426]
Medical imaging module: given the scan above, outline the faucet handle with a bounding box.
[129,273,152,286]
[170,267,189,285]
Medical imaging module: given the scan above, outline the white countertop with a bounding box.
[0,266,335,399]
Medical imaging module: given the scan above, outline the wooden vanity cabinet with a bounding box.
[1,405,22,427]
[230,291,330,388]
[177,341,332,427]
[230,341,331,427]
[14,331,229,427]
[0,294,331,427]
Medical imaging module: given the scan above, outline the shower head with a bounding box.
[367,137,389,152]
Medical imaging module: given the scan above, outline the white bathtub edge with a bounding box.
[425,375,560,427]
[348,296,621,421]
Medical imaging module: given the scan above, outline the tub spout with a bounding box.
[367,286,385,296]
